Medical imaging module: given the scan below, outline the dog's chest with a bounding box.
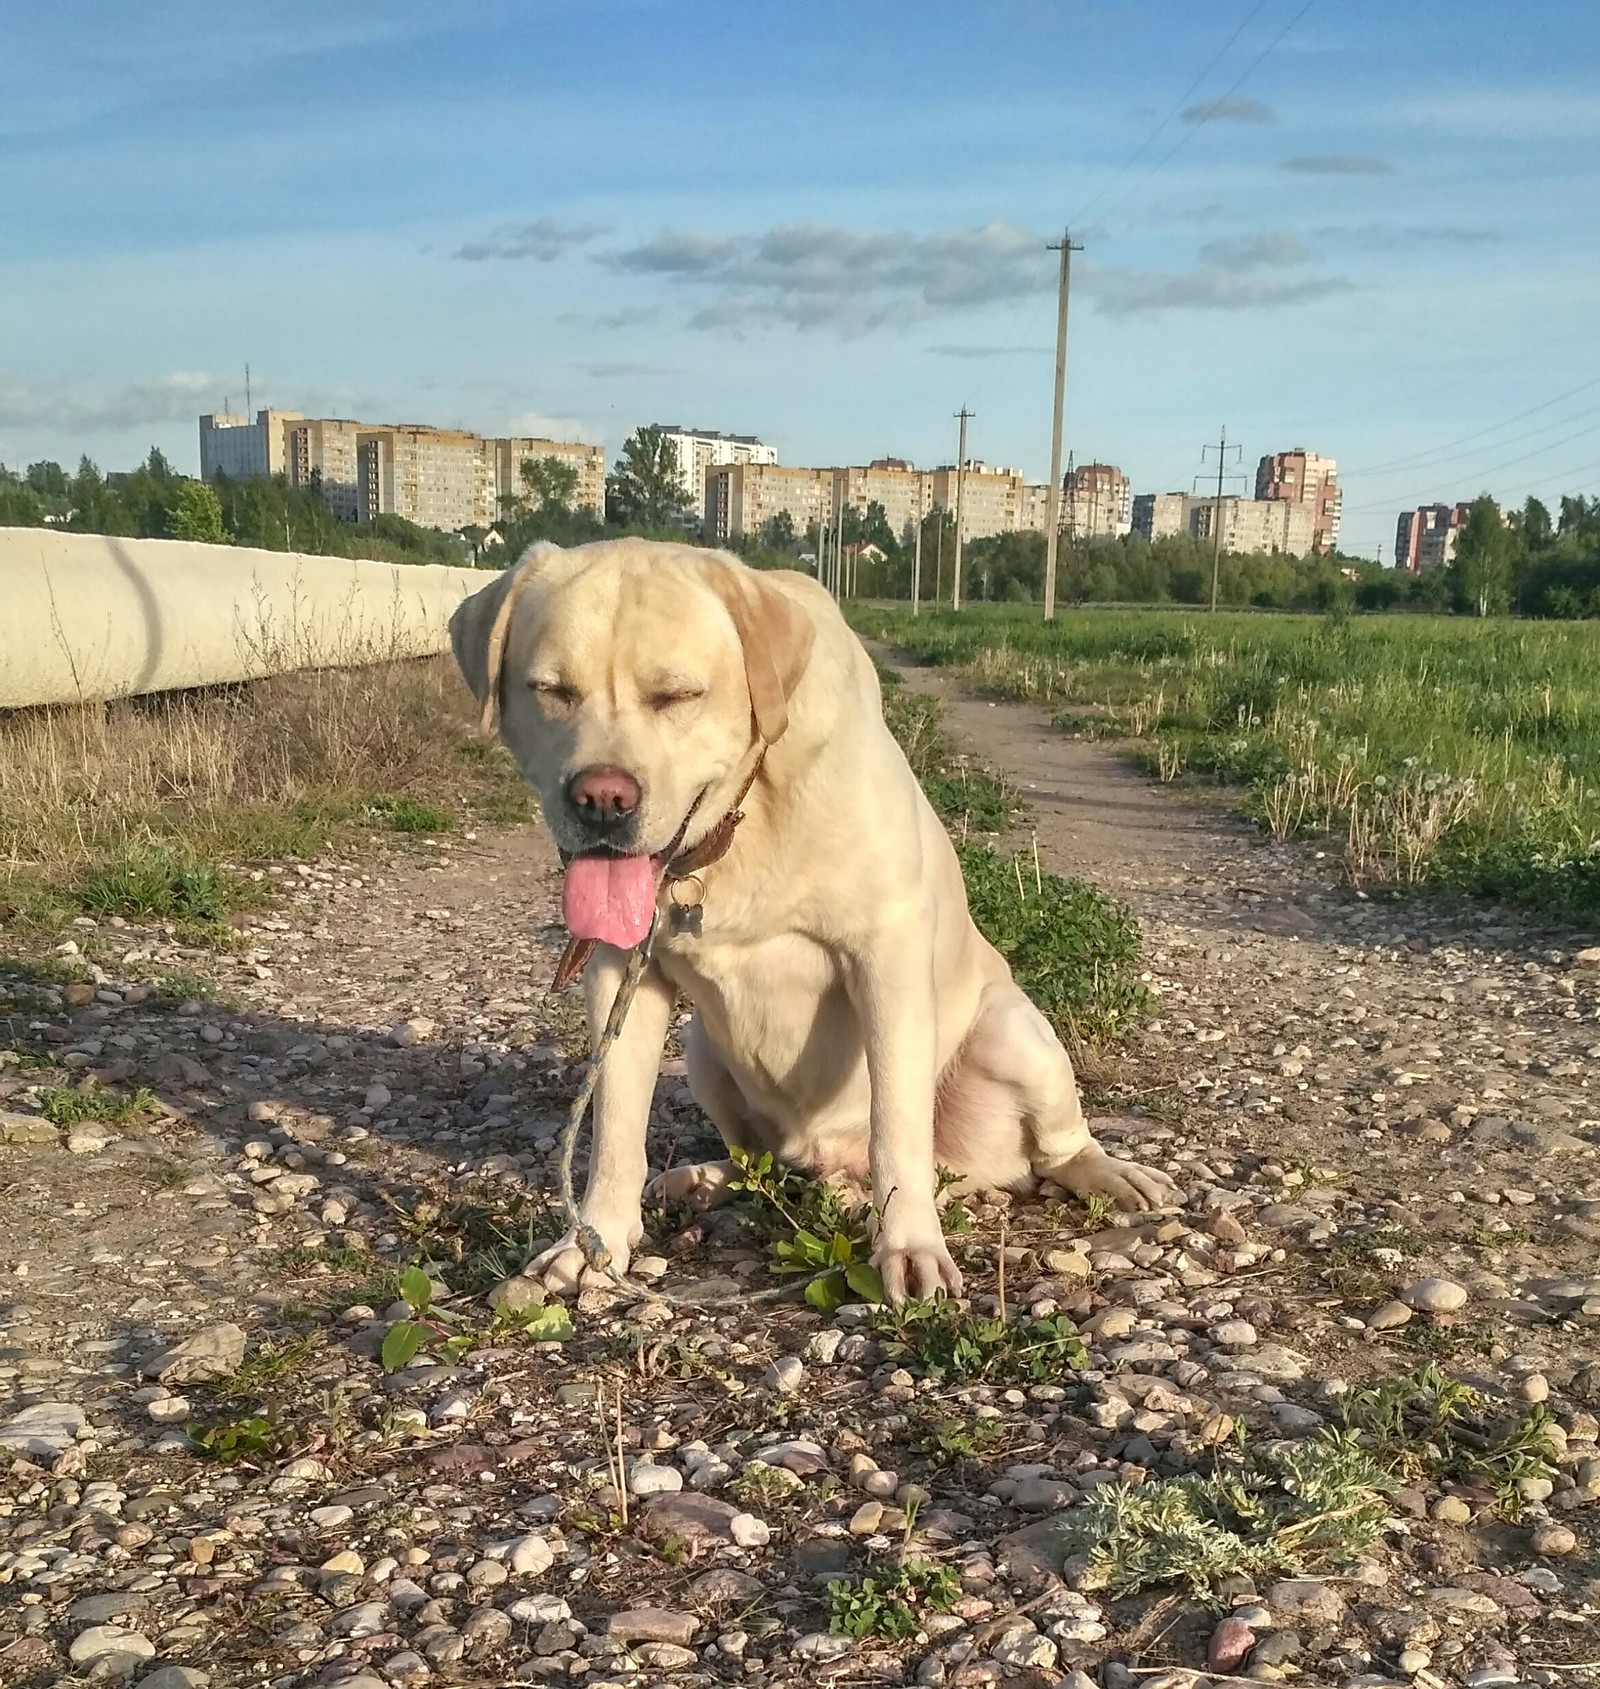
[656,928,848,1059]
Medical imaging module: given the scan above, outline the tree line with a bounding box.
[5,432,1596,619]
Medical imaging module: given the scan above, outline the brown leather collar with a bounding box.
[550,744,767,991]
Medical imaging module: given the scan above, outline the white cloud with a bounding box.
[1197,229,1312,270]
[455,218,609,262]
[1082,264,1352,318]
[606,221,1056,335]
[0,369,217,437]
[1182,95,1274,125]
[1280,154,1395,175]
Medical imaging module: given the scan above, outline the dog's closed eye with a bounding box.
[531,679,580,708]
[648,686,707,712]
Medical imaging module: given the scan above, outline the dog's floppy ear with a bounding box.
[450,544,559,737]
[706,561,816,745]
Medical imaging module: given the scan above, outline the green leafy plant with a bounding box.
[382,1264,452,1371]
[877,1298,1088,1384]
[828,1560,961,1640]
[189,1412,290,1465]
[730,1148,884,1312]
[1056,1437,1393,1605]
[913,1412,1008,1467]
[1333,1363,1558,1511]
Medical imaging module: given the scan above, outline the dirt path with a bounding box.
[1,664,1598,1689]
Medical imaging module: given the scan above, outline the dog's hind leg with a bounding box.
[964,983,1177,1211]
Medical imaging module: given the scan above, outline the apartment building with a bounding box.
[1131,492,1190,541]
[835,459,934,542]
[656,426,778,518]
[1395,502,1472,572]
[284,418,367,520]
[1257,449,1341,552]
[199,409,301,481]
[1063,462,1133,540]
[486,436,607,518]
[704,462,833,543]
[1188,495,1317,557]
[928,462,1032,543]
[210,411,601,529]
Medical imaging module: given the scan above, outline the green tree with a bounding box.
[760,510,796,551]
[169,481,227,543]
[0,466,45,526]
[517,454,581,515]
[1449,495,1514,617]
[26,460,69,501]
[606,426,694,530]
[1521,496,1553,549]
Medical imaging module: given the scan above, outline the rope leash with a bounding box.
[551,914,804,1312]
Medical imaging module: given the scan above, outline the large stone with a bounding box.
[136,1671,211,1689]
[641,1492,753,1551]
[1266,1579,1346,1627]
[144,1323,246,1384]
[0,1109,57,1145]
[69,1626,157,1668]
[1401,1278,1468,1314]
[0,1400,86,1459]
[607,1608,698,1646]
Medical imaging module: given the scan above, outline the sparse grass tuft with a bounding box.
[365,794,455,834]
[1332,1362,1559,1511]
[37,1081,159,1128]
[78,844,235,923]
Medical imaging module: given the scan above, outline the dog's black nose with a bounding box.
[567,764,641,831]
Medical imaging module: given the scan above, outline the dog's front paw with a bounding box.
[526,1225,631,1297]
[872,1228,963,1305]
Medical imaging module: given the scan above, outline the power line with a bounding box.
[1340,374,1600,481]
[1081,0,1318,232]
[1341,416,1600,516]
[1068,0,1276,229]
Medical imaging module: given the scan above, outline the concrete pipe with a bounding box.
[0,528,491,708]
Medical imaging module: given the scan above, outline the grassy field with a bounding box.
[0,655,529,936]
[855,604,1600,924]
[877,667,1150,1046]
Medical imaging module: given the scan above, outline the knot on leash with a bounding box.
[576,1221,612,1274]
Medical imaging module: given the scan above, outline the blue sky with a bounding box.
[1,0,1596,557]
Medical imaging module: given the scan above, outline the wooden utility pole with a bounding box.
[1041,230,1082,622]
[952,407,972,610]
[1199,427,1242,613]
[911,515,923,615]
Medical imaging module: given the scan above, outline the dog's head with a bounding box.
[451,538,815,868]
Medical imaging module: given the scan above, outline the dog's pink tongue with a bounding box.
[562,854,657,949]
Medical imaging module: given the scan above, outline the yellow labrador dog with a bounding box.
[451,539,1174,1302]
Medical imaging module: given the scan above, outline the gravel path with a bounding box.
[1,661,1596,1689]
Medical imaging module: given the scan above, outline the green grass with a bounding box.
[959,842,1150,1044]
[876,1297,1089,1385]
[858,604,1600,921]
[77,844,235,923]
[877,663,1150,1046]
[365,794,456,834]
[37,1081,159,1127]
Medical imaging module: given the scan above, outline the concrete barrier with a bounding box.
[0,528,490,708]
